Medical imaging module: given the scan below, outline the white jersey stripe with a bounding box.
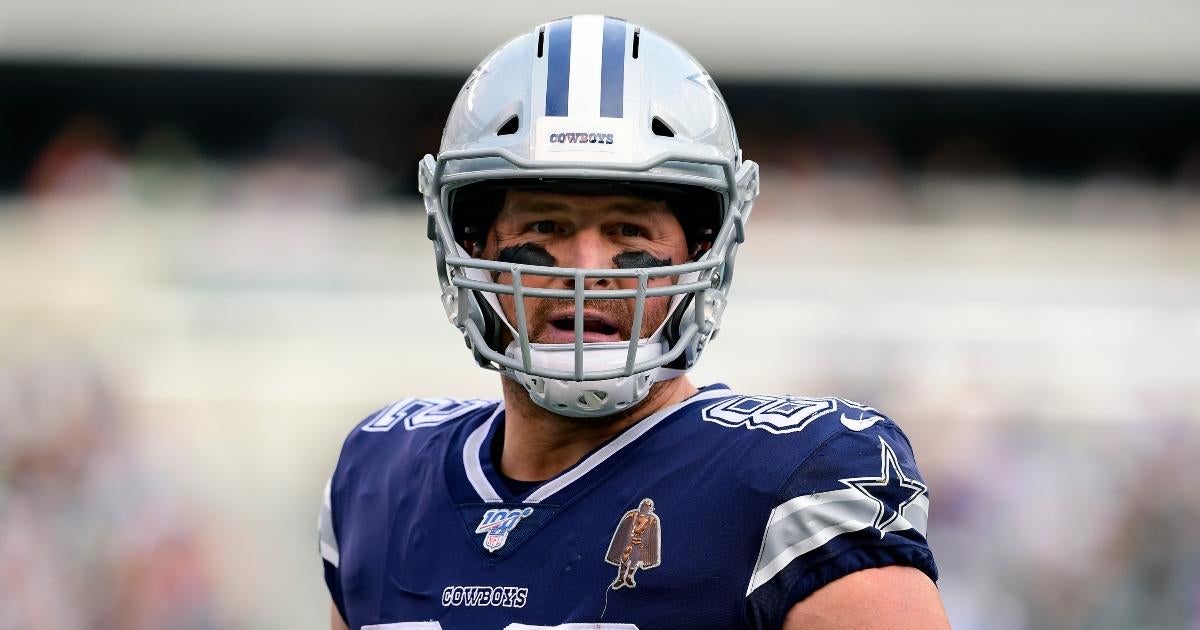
[318,477,340,567]
[319,540,340,568]
[464,404,505,503]
[746,489,930,595]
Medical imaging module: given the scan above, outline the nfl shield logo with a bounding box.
[475,507,534,552]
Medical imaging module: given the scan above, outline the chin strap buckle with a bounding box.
[699,289,727,335]
[441,283,459,323]
[417,155,438,197]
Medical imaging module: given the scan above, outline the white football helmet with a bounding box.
[419,15,758,418]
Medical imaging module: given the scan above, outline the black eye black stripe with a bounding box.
[496,244,670,270]
[497,243,557,267]
[613,251,671,269]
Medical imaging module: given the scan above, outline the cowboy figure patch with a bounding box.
[475,507,534,552]
[605,498,662,589]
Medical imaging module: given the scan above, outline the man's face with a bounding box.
[478,190,691,345]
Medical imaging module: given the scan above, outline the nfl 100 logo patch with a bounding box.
[475,507,534,552]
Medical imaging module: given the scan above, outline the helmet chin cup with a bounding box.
[503,341,666,418]
[511,372,656,419]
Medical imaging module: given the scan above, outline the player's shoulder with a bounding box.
[685,390,918,476]
[723,394,936,622]
[336,396,499,470]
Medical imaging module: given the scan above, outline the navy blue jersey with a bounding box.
[318,385,937,630]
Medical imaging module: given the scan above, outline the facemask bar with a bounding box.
[421,146,759,383]
[447,255,721,381]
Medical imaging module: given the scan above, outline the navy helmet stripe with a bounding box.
[598,18,626,118]
[544,19,573,117]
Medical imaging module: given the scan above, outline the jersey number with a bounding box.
[361,398,489,432]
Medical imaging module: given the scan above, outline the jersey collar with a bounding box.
[462,384,733,505]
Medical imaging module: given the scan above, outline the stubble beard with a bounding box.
[497,295,677,425]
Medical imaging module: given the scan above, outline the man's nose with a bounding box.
[557,229,615,290]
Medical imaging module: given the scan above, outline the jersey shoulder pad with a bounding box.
[325,398,482,619]
[335,397,498,488]
[742,397,937,629]
[323,397,499,590]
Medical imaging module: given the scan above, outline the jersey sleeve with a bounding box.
[745,415,938,629]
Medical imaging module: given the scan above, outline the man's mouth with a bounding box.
[539,310,623,343]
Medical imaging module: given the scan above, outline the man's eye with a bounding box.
[619,224,644,238]
[530,221,557,234]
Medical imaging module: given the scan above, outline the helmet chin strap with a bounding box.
[502,339,686,418]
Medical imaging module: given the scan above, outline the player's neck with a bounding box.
[497,375,699,483]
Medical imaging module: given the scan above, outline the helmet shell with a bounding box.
[418,15,759,418]
[436,16,742,209]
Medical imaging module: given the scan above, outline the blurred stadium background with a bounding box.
[2,2,1199,628]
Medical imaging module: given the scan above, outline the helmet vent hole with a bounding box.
[632,28,641,59]
[577,390,608,409]
[651,117,674,138]
[537,27,546,58]
[497,115,520,136]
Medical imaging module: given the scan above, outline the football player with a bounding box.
[320,15,950,630]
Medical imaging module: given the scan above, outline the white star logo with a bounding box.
[840,437,928,537]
